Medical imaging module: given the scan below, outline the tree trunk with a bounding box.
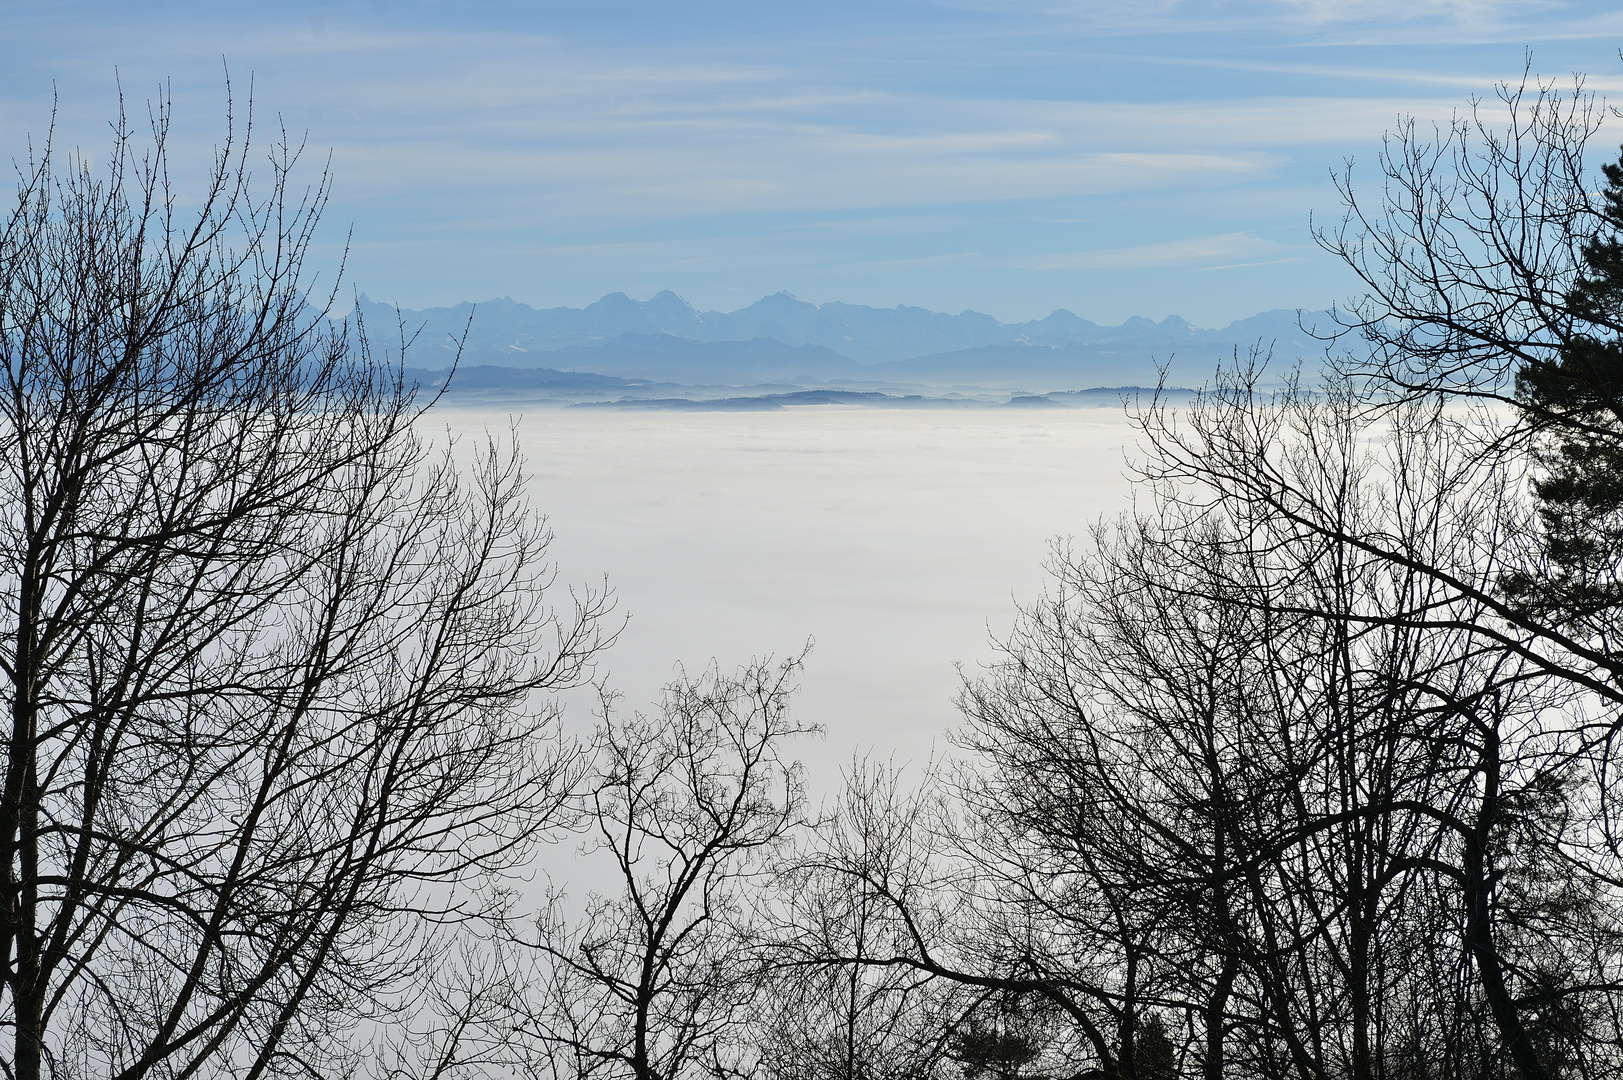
[1465,734,1547,1080]
[1204,953,1236,1080]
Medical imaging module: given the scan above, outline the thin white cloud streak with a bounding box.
[0,21,1470,161]
[5,0,1612,321]
[0,7,1580,238]
[1003,231,1290,271]
[1264,0,1623,45]
[336,140,1272,212]
[307,82,1457,223]
[971,0,1623,43]
[1107,53,1614,92]
[1190,256,1307,272]
[847,252,982,271]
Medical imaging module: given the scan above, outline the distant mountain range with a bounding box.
[364,291,1334,403]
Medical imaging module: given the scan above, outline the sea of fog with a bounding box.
[433,404,1144,795]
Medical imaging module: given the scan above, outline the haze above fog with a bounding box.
[379,290,1329,402]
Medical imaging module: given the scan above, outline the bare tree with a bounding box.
[523,655,816,1080]
[758,760,963,1080]
[1321,73,1623,671]
[767,71,1623,1080]
[1322,73,1603,407]
[1129,372,1623,1080]
[0,87,611,1079]
[1306,68,1623,1079]
[792,367,1623,1080]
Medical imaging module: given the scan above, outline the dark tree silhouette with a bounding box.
[1507,144,1623,631]
[1321,74,1623,679]
[0,87,611,1079]
[758,71,1623,1080]
[524,656,815,1080]
[793,370,1623,1080]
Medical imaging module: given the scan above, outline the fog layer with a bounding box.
[434,406,1140,783]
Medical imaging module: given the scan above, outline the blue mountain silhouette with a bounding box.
[361,291,1331,392]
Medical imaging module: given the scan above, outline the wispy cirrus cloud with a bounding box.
[1003,232,1291,271]
[989,0,1621,41]
[2,0,1615,323]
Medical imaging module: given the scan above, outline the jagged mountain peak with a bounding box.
[358,290,1329,372]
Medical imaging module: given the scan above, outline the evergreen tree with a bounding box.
[1506,146,1623,646]
[1133,1016,1177,1080]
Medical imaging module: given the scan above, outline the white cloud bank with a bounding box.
[454,405,1142,787]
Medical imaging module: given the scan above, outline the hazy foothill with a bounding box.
[377,290,1324,403]
[7,43,1623,1080]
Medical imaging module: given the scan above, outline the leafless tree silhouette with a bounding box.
[0,85,612,1080]
[523,656,815,1080]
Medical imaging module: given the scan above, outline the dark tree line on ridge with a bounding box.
[2,74,1622,1080]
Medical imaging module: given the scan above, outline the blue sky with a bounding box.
[4,2,1623,324]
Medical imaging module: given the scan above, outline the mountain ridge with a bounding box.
[357,291,1331,371]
